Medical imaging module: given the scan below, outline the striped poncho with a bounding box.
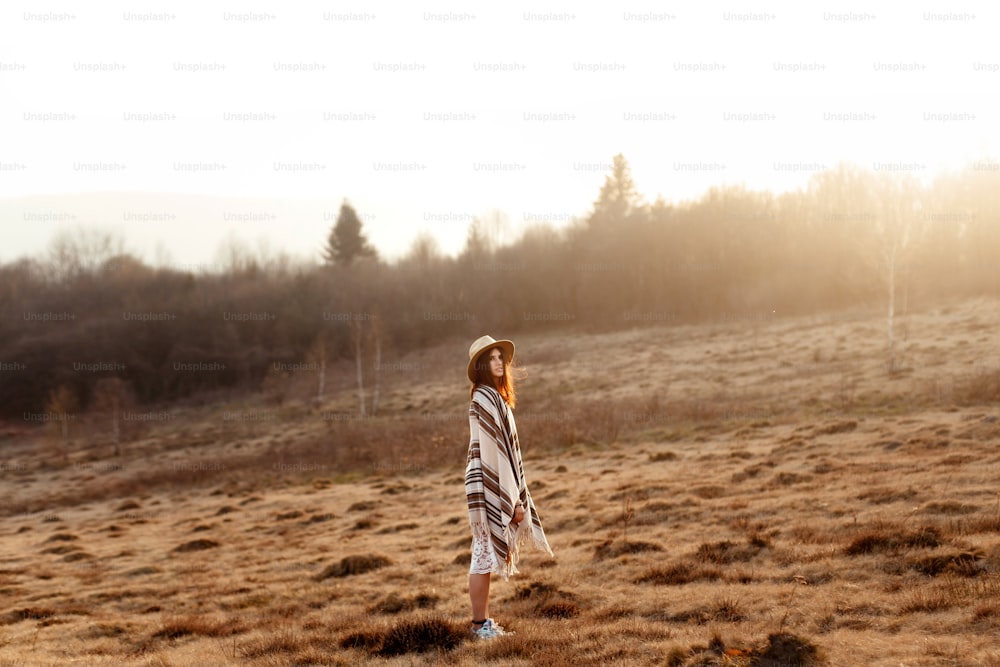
[465,384,553,580]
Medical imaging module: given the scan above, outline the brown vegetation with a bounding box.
[1,297,999,665]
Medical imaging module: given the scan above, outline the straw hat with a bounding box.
[467,335,514,383]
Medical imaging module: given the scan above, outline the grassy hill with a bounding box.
[1,297,999,665]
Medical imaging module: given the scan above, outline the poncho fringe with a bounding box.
[465,385,553,580]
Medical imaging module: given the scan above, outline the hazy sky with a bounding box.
[2,1,998,267]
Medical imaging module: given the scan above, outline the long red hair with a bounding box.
[469,346,516,408]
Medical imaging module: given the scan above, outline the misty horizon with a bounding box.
[4,3,1000,268]
[2,151,998,270]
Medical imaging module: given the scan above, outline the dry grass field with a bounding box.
[2,298,1000,666]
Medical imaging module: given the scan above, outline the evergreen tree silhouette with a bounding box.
[323,201,377,266]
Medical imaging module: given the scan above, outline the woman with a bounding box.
[464,335,553,640]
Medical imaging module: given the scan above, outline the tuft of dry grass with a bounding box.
[961,513,1000,534]
[815,420,858,435]
[690,484,727,499]
[379,616,466,655]
[40,544,80,555]
[858,486,920,505]
[972,602,1000,624]
[340,614,467,657]
[954,369,1000,405]
[593,538,663,560]
[238,626,302,660]
[909,551,983,577]
[151,614,243,639]
[695,537,767,565]
[171,538,220,553]
[921,500,979,515]
[1,607,56,625]
[844,525,942,555]
[44,532,78,542]
[369,591,440,614]
[348,500,377,512]
[662,597,746,624]
[635,562,724,585]
[665,631,825,666]
[340,628,383,652]
[314,554,391,580]
[757,632,825,665]
[507,580,582,619]
[899,588,956,614]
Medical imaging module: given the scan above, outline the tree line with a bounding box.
[1,156,997,420]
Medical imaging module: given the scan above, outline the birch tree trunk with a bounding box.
[886,245,897,373]
[875,173,922,376]
[352,319,367,417]
[317,350,326,405]
[46,385,77,461]
[371,320,381,417]
[305,334,328,406]
[112,394,120,456]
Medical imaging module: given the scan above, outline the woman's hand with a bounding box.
[512,505,526,526]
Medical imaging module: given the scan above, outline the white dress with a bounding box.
[469,521,501,575]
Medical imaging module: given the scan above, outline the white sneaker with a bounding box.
[471,618,510,639]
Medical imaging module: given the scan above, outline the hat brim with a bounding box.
[467,339,514,383]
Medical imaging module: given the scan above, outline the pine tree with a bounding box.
[590,154,641,226]
[323,202,377,266]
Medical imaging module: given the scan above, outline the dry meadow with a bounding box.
[2,298,1000,666]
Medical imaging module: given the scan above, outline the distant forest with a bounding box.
[1,155,997,418]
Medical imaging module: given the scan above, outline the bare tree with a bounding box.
[214,233,259,276]
[877,178,922,373]
[306,333,328,406]
[92,377,133,456]
[46,227,126,282]
[45,384,78,459]
[467,209,511,256]
[872,173,924,374]
[806,164,926,372]
[261,366,292,406]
